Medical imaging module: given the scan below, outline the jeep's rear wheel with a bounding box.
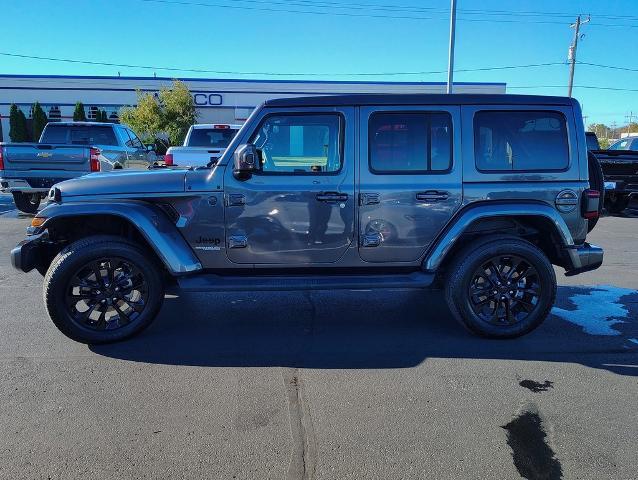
[44,236,164,344]
[445,237,556,338]
[12,191,41,214]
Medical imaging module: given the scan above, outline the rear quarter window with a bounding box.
[42,125,118,146]
[474,111,569,172]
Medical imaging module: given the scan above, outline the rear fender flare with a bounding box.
[38,201,202,275]
[422,202,575,272]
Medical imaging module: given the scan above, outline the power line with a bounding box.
[133,0,638,27]
[0,52,564,77]
[578,61,638,73]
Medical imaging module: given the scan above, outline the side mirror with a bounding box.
[233,144,260,179]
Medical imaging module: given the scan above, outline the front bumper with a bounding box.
[10,232,49,273]
[564,243,604,277]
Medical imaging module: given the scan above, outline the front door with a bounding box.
[358,106,463,263]
[224,108,355,265]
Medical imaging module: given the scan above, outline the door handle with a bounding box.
[416,190,450,202]
[316,192,348,203]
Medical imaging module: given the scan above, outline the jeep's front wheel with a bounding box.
[43,236,165,344]
[445,237,556,338]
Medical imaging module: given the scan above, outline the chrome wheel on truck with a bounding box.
[44,236,164,344]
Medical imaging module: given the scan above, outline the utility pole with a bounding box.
[446,0,457,94]
[567,14,590,97]
[626,111,635,135]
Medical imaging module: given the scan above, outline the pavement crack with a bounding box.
[282,367,317,480]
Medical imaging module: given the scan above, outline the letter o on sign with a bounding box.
[193,93,223,106]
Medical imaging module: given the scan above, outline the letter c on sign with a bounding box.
[193,93,208,106]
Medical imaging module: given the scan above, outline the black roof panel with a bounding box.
[265,94,575,107]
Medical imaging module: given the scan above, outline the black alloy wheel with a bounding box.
[467,255,541,327]
[65,257,149,331]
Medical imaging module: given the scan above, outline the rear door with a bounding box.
[358,106,463,263]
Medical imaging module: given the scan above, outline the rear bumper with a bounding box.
[0,175,74,193]
[564,243,604,276]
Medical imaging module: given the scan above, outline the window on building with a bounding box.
[474,111,569,171]
[250,114,342,174]
[369,112,452,173]
[48,106,62,121]
[88,106,100,120]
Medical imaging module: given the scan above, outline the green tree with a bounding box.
[73,102,87,121]
[9,104,30,142]
[31,102,48,141]
[119,79,196,149]
[101,110,110,122]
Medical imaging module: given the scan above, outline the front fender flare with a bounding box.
[422,203,575,272]
[38,201,202,275]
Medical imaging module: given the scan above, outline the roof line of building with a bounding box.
[0,73,506,87]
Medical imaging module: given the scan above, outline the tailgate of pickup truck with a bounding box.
[2,144,89,172]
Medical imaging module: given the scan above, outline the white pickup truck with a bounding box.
[165,124,241,167]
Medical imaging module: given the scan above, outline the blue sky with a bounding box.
[1,0,636,126]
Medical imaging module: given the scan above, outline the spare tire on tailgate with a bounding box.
[587,151,604,232]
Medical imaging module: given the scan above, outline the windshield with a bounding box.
[187,128,238,148]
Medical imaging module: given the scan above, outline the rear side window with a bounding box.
[188,128,238,148]
[474,111,569,171]
[369,112,452,173]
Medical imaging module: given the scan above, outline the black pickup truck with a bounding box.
[586,132,638,213]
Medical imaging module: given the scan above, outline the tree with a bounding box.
[100,110,110,122]
[73,102,87,121]
[9,104,29,142]
[119,79,197,149]
[31,102,48,141]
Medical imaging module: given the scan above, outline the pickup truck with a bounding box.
[586,131,638,213]
[164,124,240,167]
[0,122,155,213]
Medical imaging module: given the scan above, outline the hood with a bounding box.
[56,169,187,199]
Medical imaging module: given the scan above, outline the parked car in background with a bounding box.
[11,94,603,344]
[165,124,241,167]
[608,135,638,151]
[0,122,155,213]
[586,131,638,213]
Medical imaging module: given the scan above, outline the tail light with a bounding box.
[0,147,4,170]
[89,147,101,172]
[582,189,600,219]
[213,124,230,129]
[164,153,174,166]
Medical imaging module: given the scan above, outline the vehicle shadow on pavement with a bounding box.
[91,285,638,377]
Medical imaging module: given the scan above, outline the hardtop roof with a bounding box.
[264,93,576,108]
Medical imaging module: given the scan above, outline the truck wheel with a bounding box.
[12,192,41,214]
[605,196,629,214]
[43,235,165,344]
[444,236,556,339]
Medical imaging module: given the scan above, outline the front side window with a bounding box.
[250,114,342,174]
[369,112,452,173]
[474,111,569,171]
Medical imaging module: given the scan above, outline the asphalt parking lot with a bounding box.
[0,195,637,480]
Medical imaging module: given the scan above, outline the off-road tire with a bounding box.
[587,152,604,231]
[605,196,629,215]
[444,236,556,339]
[12,191,41,214]
[43,235,165,344]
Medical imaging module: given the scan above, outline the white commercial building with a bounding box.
[0,74,506,142]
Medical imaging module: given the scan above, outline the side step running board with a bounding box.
[177,272,435,292]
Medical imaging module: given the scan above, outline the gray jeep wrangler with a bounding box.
[11,94,604,344]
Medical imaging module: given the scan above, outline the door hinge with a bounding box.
[359,193,380,206]
[226,193,246,206]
